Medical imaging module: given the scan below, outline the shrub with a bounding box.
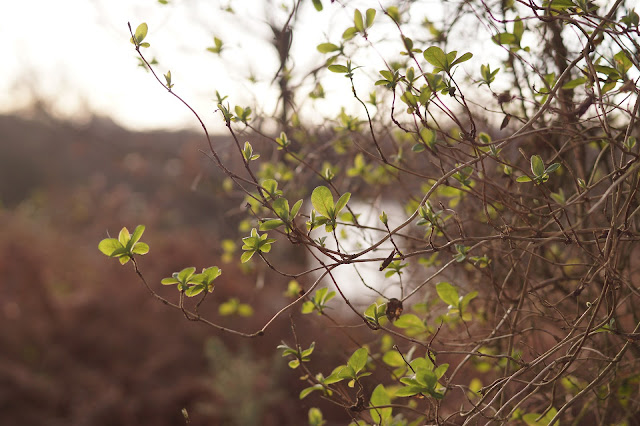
[103,1,640,424]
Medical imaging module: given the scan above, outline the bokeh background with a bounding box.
[0,1,371,424]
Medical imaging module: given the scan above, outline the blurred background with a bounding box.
[0,1,373,424]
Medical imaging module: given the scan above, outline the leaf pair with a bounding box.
[436,281,477,321]
[302,287,336,315]
[396,357,448,399]
[241,228,276,263]
[324,348,371,388]
[516,155,561,184]
[259,197,303,233]
[130,23,150,48]
[98,225,149,265]
[278,341,315,369]
[308,186,351,232]
[342,8,376,40]
[424,46,473,74]
[161,266,222,297]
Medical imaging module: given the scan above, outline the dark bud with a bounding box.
[500,114,511,130]
[379,249,396,271]
[386,298,404,322]
[495,91,513,104]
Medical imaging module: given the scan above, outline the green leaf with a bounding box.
[130,225,145,246]
[317,42,339,53]
[522,407,558,425]
[272,198,289,218]
[562,77,586,89]
[342,27,358,41]
[98,238,124,256]
[241,251,255,263]
[365,9,376,28]
[395,386,424,397]
[451,52,473,67]
[311,186,335,218]
[259,219,284,231]
[300,384,323,399]
[436,282,460,307]
[492,32,516,45]
[434,363,449,379]
[416,368,437,388]
[424,46,447,69]
[354,9,364,32]
[131,242,149,255]
[301,301,315,314]
[334,192,351,214]
[545,163,561,174]
[177,267,196,283]
[369,384,392,425]
[516,175,533,182]
[394,314,426,330]
[118,227,131,246]
[288,359,300,369]
[133,23,148,44]
[348,348,368,374]
[328,64,349,73]
[290,199,303,218]
[185,285,204,297]
[513,17,524,41]
[530,155,545,177]
[460,291,478,310]
[161,277,179,285]
[383,350,405,367]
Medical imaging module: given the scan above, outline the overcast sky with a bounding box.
[2,0,377,132]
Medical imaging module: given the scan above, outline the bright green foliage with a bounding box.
[218,298,253,316]
[308,407,325,426]
[242,141,260,161]
[98,225,149,265]
[324,347,371,388]
[382,259,407,278]
[343,8,376,39]
[259,197,303,232]
[516,155,561,184]
[302,287,336,315]
[436,281,477,321]
[275,132,290,150]
[423,46,473,74]
[375,69,401,89]
[394,314,429,337]
[130,23,150,48]
[416,202,444,232]
[369,384,392,425]
[119,0,640,423]
[232,105,251,123]
[382,348,411,378]
[278,341,315,369]
[492,16,528,51]
[479,64,500,87]
[396,356,447,399]
[515,407,558,425]
[363,302,387,326]
[207,36,224,54]
[261,179,283,200]
[161,266,222,297]
[163,70,173,89]
[241,228,276,263]
[308,186,351,232]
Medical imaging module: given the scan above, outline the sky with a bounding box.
[1,0,373,133]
